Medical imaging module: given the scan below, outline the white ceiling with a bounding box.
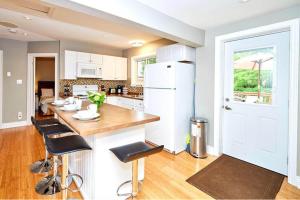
[136,0,300,29]
[0,2,161,49]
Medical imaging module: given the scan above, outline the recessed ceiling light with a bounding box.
[24,16,32,20]
[23,32,28,36]
[8,28,17,33]
[240,0,250,3]
[129,40,145,47]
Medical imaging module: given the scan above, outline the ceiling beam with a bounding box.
[42,0,205,47]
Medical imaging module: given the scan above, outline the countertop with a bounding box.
[48,102,159,136]
[106,94,144,100]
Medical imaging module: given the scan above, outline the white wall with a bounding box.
[195,5,300,174]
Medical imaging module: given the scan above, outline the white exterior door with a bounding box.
[223,32,290,175]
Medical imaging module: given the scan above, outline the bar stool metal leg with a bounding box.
[116,160,142,198]
[30,138,52,173]
[35,156,62,195]
[132,160,139,197]
[61,154,68,200]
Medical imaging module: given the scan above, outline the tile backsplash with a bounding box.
[59,79,143,94]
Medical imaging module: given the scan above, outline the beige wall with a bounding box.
[35,57,55,93]
[122,38,175,84]
[28,41,60,54]
[195,5,300,175]
[0,38,28,123]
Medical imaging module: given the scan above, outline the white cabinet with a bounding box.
[63,50,126,80]
[102,55,116,80]
[64,50,77,79]
[156,44,196,63]
[106,96,143,111]
[77,52,90,63]
[90,53,103,64]
[115,57,127,80]
[77,52,103,64]
[102,55,127,80]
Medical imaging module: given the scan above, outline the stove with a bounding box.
[73,85,98,100]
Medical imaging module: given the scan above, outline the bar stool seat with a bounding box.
[110,142,163,197]
[30,117,72,174]
[32,116,60,126]
[45,135,92,155]
[38,124,72,137]
[35,134,92,195]
[110,142,163,163]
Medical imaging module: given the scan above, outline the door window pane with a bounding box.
[233,47,275,105]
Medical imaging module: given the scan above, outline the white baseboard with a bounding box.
[296,176,300,189]
[207,145,219,156]
[0,120,29,129]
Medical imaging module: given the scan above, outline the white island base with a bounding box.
[68,125,145,199]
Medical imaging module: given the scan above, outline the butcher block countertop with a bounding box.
[48,102,159,136]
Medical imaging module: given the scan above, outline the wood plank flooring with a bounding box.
[0,125,299,199]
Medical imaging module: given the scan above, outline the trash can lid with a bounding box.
[191,117,208,123]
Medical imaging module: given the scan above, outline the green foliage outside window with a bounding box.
[137,57,156,78]
[234,69,272,93]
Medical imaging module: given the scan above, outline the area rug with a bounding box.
[186,154,285,199]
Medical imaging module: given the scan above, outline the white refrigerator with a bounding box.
[144,61,195,154]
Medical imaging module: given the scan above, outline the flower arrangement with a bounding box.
[87,91,106,109]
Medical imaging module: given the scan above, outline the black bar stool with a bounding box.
[30,117,73,173]
[35,134,92,195]
[110,142,164,198]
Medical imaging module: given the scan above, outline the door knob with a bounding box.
[224,105,232,110]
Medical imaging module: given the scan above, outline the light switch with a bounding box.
[7,72,11,77]
[17,80,22,85]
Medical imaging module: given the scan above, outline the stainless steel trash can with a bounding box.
[190,117,208,158]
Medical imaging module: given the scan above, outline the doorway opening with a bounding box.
[34,57,55,119]
[27,53,59,122]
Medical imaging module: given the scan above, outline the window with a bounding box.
[131,54,156,86]
[136,57,156,79]
[233,47,275,105]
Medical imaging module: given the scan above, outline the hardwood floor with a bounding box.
[0,125,300,199]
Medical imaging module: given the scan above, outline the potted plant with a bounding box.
[87,91,106,112]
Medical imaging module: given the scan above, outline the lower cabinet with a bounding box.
[106,96,144,111]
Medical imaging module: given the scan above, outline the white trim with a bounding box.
[27,53,58,124]
[0,121,29,129]
[214,19,300,187]
[130,52,156,87]
[207,145,218,156]
[0,50,3,128]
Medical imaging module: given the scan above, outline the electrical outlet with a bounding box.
[17,112,22,120]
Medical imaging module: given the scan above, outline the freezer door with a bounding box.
[144,88,175,152]
[144,62,176,88]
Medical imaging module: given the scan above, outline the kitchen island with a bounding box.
[48,102,159,199]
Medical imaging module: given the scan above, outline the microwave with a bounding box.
[77,62,102,78]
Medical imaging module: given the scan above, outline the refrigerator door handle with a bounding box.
[144,87,176,90]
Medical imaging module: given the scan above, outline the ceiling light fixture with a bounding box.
[23,32,28,36]
[24,16,32,20]
[8,28,17,33]
[129,40,145,47]
[240,0,250,3]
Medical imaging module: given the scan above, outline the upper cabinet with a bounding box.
[156,44,196,63]
[63,50,127,80]
[102,55,127,81]
[115,57,127,80]
[64,50,77,79]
